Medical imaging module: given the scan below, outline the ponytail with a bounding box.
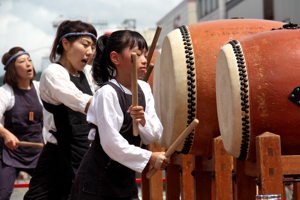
[92,34,115,85]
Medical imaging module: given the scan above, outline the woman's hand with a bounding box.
[0,127,19,150]
[127,105,146,126]
[149,152,171,170]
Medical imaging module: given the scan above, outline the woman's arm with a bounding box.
[40,64,92,114]
[0,126,19,150]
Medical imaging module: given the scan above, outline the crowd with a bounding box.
[0,20,170,200]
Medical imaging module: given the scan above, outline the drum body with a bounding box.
[158,19,284,156]
[216,24,300,161]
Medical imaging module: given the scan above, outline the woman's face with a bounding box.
[120,45,148,79]
[14,52,34,82]
[66,36,95,72]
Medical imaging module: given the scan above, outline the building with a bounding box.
[156,0,300,47]
[156,0,198,48]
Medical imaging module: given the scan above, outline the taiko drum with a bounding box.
[216,22,300,161]
[147,49,162,120]
[158,19,284,156]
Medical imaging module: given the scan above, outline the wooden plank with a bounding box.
[148,142,164,200]
[233,159,256,200]
[293,182,300,200]
[194,156,212,200]
[282,155,300,175]
[212,136,233,200]
[150,170,163,200]
[202,157,213,172]
[166,158,180,200]
[256,132,283,196]
[180,154,195,200]
[141,142,164,200]
[170,153,182,165]
[141,164,150,200]
[244,160,257,177]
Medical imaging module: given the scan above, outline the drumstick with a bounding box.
[146,119,199,179]
[146,26,162,69]
[16,141,44,148]
[131,52,139,137]
[143,63,154,82]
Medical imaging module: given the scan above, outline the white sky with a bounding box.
[0,0,183,76]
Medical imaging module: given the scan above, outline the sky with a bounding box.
[0,0,183,76]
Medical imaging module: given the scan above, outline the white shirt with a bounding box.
[0,81,42,126]
[87,79,163,173]
[40,63,96,144]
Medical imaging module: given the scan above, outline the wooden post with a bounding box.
[193,156,212,200]
[293,182,300,200]
[256,132,283,197]
[212,136,233,200]
[233,159,257,200]
[141,164,150,200]
[149,142,164,200]
[166,153,181,200]
[141,142,164,200]
[180,154,195,200]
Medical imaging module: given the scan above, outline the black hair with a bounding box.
[50,20,97,63]
[92,30,148,86]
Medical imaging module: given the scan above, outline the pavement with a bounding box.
[10,187,28,200]
[10,184,155,200]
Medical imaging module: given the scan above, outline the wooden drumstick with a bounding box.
[143,63,154,82]
[146,119,199,179]
[146,26,162,69]
[16,141,44,148]
[131,52,139,137]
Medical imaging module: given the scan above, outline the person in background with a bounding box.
[285,182,293,200]
[0,47,44,200]
[70,30,170,200]
[24,20,97,200]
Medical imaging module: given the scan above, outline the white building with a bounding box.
[156,0,300,47]
[156,0,198,48]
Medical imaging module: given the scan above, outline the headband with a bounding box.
[58,32,97,44]
[4,52,30,71]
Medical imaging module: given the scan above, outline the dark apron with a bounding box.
[71,82,146,199]
[0,82,43,168]
[42,71,93,186]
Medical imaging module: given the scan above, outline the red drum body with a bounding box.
[158,19,284,157]
[216,23,300,161]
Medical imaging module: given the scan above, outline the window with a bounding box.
[226,0,243,10]
[197,0,219,19]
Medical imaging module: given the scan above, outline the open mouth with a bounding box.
[81,59,88,65]
[27,69,32,73]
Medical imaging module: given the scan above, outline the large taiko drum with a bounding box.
[158,19,284,157]
[216,22,300,161]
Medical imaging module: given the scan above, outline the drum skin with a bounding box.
[147,49,159,91]
[216,23,300,161]
[150,49,162,120]
[158,19,284,157]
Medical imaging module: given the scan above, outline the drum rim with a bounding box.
[216,40,251,160]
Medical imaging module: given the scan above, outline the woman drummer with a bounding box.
[0,47,44,200]
[24,20,97,199]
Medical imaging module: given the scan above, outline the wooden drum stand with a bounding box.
[149,136,234,200]
[233,132,300,200]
